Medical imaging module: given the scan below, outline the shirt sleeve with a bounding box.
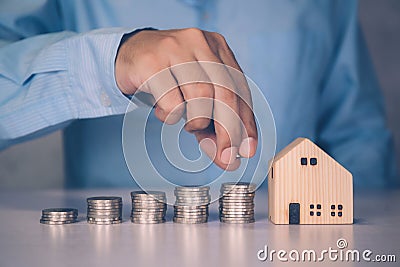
[317,1,398,187]
[0,3,136,149]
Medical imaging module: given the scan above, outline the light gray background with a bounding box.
[1,0,399,189]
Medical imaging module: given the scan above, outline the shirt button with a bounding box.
[101,91,111,107]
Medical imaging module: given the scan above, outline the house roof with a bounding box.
[273,137,308,162]
[272,137,351,176]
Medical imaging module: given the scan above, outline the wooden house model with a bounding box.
[268,138,353,224]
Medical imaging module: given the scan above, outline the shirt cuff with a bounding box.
[66,27,139,118]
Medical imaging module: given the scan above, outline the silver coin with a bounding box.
[219,209,254,213]
[219,204,254,207]
[220,218,255,224]
[41,214,77,219]
[174,208,208,213]
[174,215,208,219]
[132,200,166,205]
[132,202,166,206]
[174,198,209,202]
[131,212,165,217]
[87,212,122,217]
[173,205,208,209]
[87,209,121,214]
[87,210,121,215]
[87,216,121,221]
[131,201,166,206]
[131,218,165,224]
[174,197,210,202]
[219,200,254,204]
[87,219,122,225]
[221,182,256,188]
[219,206,255,211]
[220,208,254,213]
[132,208,166,212]
[87,201,122,205]
[131,197,166,203]
[175,203,210,207]
[87,196,122,201]
[87,196,122,202]
[87,207,121,210]
[175,195,211,200]
[219,210,254,214]
[173,217,208,224]
[175,186,210,192]
[174,191,210,197]
[40,219,78,225]
[220,212,254,217]
[175,192,209,195]
[41,218,78,222]
[220,197,254,201]
[40,217,77,222]
[220,214,255,218]
[42,208,78,214]
[174,215,208,220]
[131,200,166,205]
[174,208,208,212]
[131,211,165,215]
[132,213,166,218]
[87,206,122,211]
[175,201,210,206]
[130,215,165,219]
[132,207,166,211]
[174,209,208,213]
[219,194,255,199]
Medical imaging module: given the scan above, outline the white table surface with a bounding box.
[0,188,399,267]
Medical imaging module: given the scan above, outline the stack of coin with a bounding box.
[219,182,256,223]
[130,191,167,224]
[173,186,210,224]
[40,208,78,225]
[87,196,122,224]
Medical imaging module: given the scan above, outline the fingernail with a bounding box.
[199,138,217,161]
[239,137,256,157]
[221,147,239,165]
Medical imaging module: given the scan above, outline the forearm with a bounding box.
[0,28,135,149]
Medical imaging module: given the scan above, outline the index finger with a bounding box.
[199,61,243,166]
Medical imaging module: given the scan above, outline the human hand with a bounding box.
[115,28,257,170]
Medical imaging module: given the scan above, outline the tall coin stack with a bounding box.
[130,191,167,224]
[219,182,256,223]
[173,186,210,224]
[40,208,78,225]
[86,196,122,224]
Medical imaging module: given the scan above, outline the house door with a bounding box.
[289,203,300,224]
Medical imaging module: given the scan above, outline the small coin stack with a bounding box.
[173,186,210,224]
[40,208,78,225]
[219,182,256,223]
[87,196,122,224]
[130,191,167,224]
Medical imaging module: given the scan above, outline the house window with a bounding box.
[310,158,317,165]
[301,158,307,165]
